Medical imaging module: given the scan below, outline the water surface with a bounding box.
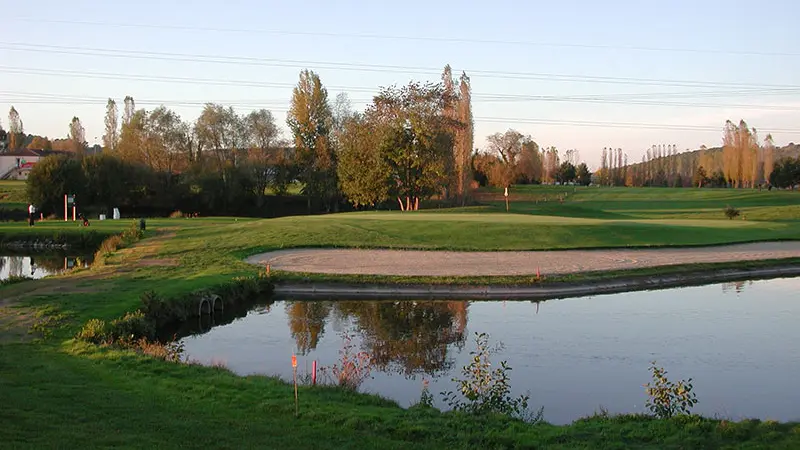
[0,254,91,281]
[181,278,800,424]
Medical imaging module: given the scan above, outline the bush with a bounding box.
[108,310,156,341]
[76,318,110,344]
[169,210,185,219]
[134,337,185,362]
[724,205,741,220]
[441,332,543,422]
[644,361,698,419]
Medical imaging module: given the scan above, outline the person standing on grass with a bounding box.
[28,203,36,226]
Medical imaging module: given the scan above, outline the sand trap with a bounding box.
[245,242,800,276]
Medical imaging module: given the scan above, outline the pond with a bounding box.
[180,277,800,425]
[0,254,92,281]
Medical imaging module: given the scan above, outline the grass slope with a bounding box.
[1,187,799,448]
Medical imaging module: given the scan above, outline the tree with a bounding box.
[371,81,456,211]
[123,96,136,126]
[0,121,6,151]
[103,99,120,152]
[8,106,23,150]
[516,140,542,184]
[195,103,246,168]
[543,147,560,184]
[69,117,86,155]
[576,163,591,186]
[770,157,800,189]
[485,129,525,188]
[455,72,474,203]
[693,166,708,188]
[27,136,52,151]
[244,108,282,207]
[337,113,390,208]
[763,134,775,185]
[556,161,577,184]
[287,70,338,212]
[26,154,86,213]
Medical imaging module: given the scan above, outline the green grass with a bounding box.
[2,186,800,448]
[0,180,27,203]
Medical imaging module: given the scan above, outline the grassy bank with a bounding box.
[2,187,800,448]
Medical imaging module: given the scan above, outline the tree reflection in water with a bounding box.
[286,300,469,377]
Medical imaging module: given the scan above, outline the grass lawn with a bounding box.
[2,186,799,448]
[0,180,27,211]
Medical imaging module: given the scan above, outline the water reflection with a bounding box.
[286,301,468,375]
[0,254,92,280]
[721,280,752,294]
[181,277,800,424]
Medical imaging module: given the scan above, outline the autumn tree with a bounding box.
[103,98,119,152]
[69,117,86,155]
[455,72,474,203]
[516,139,542,183]
[7,107,23,150]
[122,96,135,126]
[195,103,246,168]
[27,136,52,151]
[543,147,560,184]
[485,129,526,188]
[287,70,338,212]
[763,134,775,185]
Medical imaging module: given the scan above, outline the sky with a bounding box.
[2,0,800,168]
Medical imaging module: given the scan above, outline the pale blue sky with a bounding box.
[2,0,799,167]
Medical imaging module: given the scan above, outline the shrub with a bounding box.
[724,205,741,220]
[169,210,185,219]
[134,337,185,362]
[77,318,110,344]
[644,361,698,418]
[109,310,156,341]
[442,332,543,423]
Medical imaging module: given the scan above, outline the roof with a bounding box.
[1,148,46,157]
[0,149,69,157]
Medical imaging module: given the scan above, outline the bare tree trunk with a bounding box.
[397,197,405,211]
[405,196,411,211]
[414,197,419,211]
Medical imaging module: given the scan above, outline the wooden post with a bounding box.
[312,360,317,386]
[64,195,68,222]
[292,354,298,417]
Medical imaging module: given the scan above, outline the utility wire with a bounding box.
[2,43,799,89]
[8,17,799,58]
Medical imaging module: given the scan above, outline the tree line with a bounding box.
[4,71,799,219]
[598,120,798,189]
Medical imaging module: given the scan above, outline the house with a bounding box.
[0,149,62,180]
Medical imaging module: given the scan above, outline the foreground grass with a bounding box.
[1,342,798,449]
[2,188,800,448]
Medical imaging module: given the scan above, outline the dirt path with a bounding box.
[246,242,800,276]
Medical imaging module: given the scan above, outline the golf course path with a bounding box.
[246,241,800,276]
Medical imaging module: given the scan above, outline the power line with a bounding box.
[3,42,799,89]
[4,90,800,112]
[2,94,799,134]
[9,17,799,58]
